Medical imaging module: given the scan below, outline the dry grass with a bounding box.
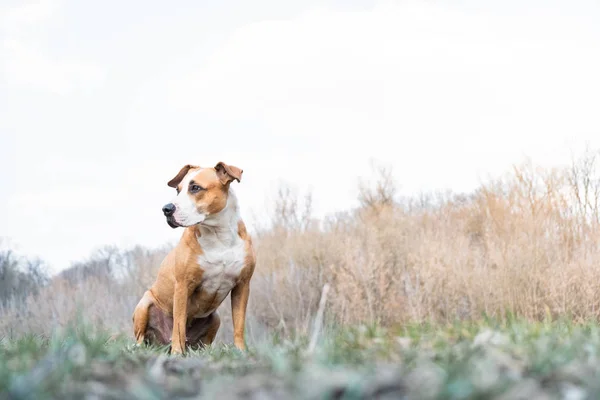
[4,149,600,342]
[251,151,600,334]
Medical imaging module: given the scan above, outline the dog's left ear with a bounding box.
[215,161,243,185]
[167,164,199,188]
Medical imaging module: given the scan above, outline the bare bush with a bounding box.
[0,243,48,311]
[358,160,397,211]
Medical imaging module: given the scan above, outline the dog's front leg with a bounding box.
[171,281,189,355]
[231,279,250,351]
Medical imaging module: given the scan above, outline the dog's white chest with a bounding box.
[197,237,245,294]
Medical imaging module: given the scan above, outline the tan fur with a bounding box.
[132,162,255,354]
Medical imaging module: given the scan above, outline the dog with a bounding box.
[132,161,256,354]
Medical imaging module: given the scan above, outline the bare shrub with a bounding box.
[358,160,397,211]
[0,241,48,311]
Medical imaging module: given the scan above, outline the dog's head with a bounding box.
[161,161,243,228]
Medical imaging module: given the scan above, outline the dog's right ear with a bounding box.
[167,164,199,188]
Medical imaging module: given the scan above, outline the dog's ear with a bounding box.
[215,161,243,185]
[167,164,199,188]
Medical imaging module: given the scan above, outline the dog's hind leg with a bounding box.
[200,311,220,347]
[184,312,220,350]
[132,290,154,345]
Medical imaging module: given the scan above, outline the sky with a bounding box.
[1,0,600,273]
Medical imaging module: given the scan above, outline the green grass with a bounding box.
[3,318,600,399]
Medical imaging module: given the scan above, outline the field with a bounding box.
[4,152,600,399]
[2,318,600,399]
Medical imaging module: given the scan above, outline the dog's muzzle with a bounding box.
[162,203,179,229]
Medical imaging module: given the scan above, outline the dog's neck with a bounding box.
[195,188,241,247]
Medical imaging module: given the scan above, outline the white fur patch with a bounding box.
[194,190,246,317]
[170,169,207,226]
[197,234,245,293]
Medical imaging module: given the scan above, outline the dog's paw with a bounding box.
[170,345,185,356]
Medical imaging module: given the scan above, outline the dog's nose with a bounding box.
[162,203,176,216]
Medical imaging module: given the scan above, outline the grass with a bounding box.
[3,318,600,399]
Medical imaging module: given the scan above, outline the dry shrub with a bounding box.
[4,150,600,341]
[250,153,600,334]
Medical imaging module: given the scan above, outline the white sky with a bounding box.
[1,0,600,273]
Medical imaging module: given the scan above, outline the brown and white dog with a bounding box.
[132,162,256,354]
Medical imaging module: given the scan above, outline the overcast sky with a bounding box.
[1,0,600,273]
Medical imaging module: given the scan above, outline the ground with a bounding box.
[2,317,600,399]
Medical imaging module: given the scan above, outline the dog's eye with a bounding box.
[189,184,203,193]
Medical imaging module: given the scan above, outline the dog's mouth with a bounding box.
[166,218,181,229]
